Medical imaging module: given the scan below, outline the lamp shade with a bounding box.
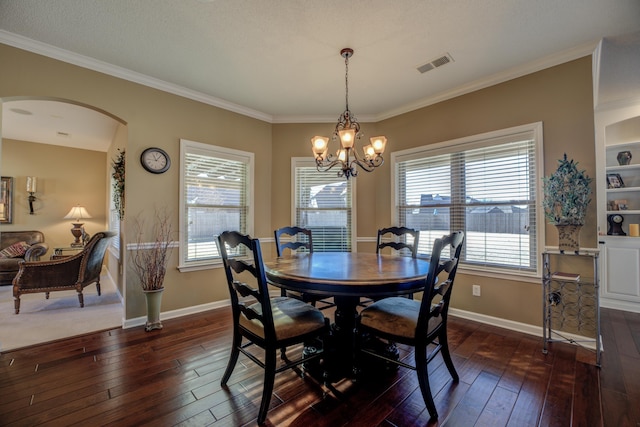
[64,206,92,222]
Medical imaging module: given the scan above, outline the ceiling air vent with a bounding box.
[417,53,454,74]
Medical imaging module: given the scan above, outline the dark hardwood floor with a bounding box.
[0,306,637,426]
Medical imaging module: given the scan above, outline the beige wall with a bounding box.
[0,43,273,319]
[0,139,107,255]
[1,43,596,328]
[272,57,597,327]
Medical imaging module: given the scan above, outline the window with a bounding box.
[109,179,120,253]
[292,158,355,252]
[179,139,254,270]
[392,123,543,276]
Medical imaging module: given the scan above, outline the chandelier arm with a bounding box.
[316,157,344,172]
[351,148,384,172]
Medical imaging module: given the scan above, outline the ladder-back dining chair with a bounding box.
[357,231,465,421]
[218,230,329,425]
[376,226,420,258]
[274,226,335,310]
[362,226,421,305]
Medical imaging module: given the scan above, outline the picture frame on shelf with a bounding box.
[614,199,628,210]
[607,173,625,189]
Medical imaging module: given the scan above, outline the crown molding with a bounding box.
[0,30,273,123]
[271,113,379,124]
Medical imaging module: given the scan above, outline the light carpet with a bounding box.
[0,274,123,352]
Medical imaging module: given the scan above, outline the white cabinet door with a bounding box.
[600,237,640,312]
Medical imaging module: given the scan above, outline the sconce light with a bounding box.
[63,205,92,247]
[26,177,37,215]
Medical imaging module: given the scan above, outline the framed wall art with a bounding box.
[0,176,13,224]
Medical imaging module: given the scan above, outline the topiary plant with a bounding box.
[542,154,592,225]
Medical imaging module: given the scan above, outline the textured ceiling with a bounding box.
[1,0,640,150]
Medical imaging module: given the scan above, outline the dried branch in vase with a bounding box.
[131,208,174,291]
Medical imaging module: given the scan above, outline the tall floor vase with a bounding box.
[143,288,164,331]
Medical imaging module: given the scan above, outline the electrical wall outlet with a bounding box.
[472,284,481,297]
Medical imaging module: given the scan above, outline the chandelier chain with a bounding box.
[344,54,349,112]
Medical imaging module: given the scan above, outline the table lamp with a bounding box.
[64,205,92,247]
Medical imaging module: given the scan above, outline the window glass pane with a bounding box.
[394,126,540,274]
[294,163,353,252]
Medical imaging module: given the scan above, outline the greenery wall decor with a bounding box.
[112,149,125,220]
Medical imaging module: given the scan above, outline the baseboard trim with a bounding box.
[600,297,640,314]
[449,308,542,337]
[123,299,231,329]
[449,308,597,350]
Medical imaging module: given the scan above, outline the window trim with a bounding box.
[391,122,545,278]
[291,157,357,252]
[178,138,254,272]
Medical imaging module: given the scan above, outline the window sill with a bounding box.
[458,265,541,284]
[177,261,223,273]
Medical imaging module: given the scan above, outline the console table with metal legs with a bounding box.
[542,249,601,367]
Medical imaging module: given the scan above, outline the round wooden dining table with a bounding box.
[265,252,432,378]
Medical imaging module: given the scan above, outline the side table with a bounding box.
[51,246,84,260]
[541,249,601,367]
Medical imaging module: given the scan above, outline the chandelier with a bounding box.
[311,48,387,179]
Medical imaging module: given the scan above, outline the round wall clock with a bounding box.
[140,147,170,174]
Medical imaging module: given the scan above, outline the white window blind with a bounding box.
[293,159,354,252]
[180,139,253,267]
[393,123,543,275]
[109,176,120,253]
[109,209,120,252]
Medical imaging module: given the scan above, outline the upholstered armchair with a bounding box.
[12,231,116,314]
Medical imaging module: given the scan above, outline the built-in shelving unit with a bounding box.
[593,33,640,313]
[604,141,640,217]
[596,116,640,312]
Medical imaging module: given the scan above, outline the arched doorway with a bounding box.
[0,97,127,351]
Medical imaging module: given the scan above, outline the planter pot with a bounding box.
[143,288,164,331]
[556,224,582,254]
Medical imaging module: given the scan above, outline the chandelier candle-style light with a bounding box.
[311,48,387,179]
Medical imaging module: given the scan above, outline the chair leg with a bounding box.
[415,345,438,420]
[14,296,20,314]
[77,291,85,308]
[439,329,459,381]
[96,281,102,296]
[258,349,277,425]
[221,330,242,386]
